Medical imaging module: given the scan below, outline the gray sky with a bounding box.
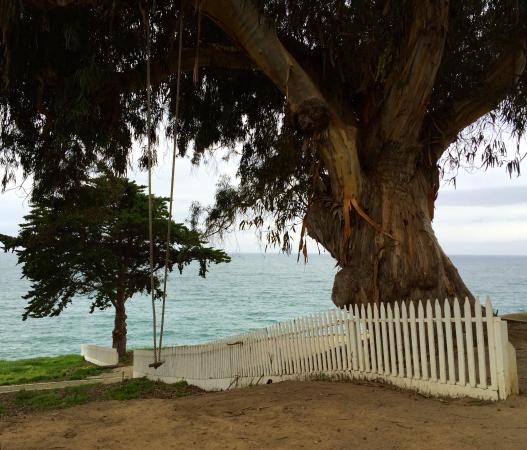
[1,140,526,255]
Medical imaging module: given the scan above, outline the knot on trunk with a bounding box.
[332,265,369,307]
[295,97,330,135]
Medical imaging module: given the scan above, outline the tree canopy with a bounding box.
[1,1,525,305]
[0,175,230,354]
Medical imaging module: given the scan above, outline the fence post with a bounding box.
[493,318,519,399]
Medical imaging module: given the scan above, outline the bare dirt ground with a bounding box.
[1,380,527,449]
[1,319,527,450]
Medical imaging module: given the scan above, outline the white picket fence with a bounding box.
[134,297,519,400]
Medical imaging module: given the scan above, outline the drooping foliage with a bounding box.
[1,0,526,252]
[0,175,230,319]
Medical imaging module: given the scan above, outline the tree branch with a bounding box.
[120,45,254,92]
[366,0,449,152]
[200,0,326,114]
[429,37,527,159]
[200,0,365,234]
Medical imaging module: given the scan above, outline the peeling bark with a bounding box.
[306,146,473,307]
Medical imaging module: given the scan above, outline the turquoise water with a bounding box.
[0,252,526,360]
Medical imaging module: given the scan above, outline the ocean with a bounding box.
[0,252,526,360]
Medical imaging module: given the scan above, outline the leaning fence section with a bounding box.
[133,297,518,400]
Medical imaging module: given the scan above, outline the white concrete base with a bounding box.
[81,344,118,367]
[133,352,499,400]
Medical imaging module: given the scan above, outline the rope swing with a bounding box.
[145,3,185,369]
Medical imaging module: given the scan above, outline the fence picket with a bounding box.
[444,300,456,384]
[464,298,476,387]
[361,305,371,372]
[290,320,300,374]
[318,313,326,372]
[293,319,303,374]
[409,302,420,379]
[280,322,290,374]
[332,309,343,371]
[272,326,279,376]
[394,303,404,377]
[474,299,487,388]
[401,302,413,378]
[354,305,364,372]
[380,304,389,375]
[322,312,331,373]
[303,317,312,373]
[286,321,296,374]
[337,308,347,371]
[417,301,428,380]
[272,326,280,375]
[426,300,436,382]
[263,328,271,375]
[314,313,324,373]
[304,315,313,373]
[387,304,397,376]
[291,320,300,374]
[347,306,358,371]
[242,337,249,378]
[309,314,322,373]
[435,299,446,383]
[340,309,348,371]
[245,333,252,377]
[330,309,342,370]
[367,304,377,373]
[280,323,287,374]
[453,298,466,386]
[311,314,322,373]
[336,308,346,371]
[326,311,337,371]
[486,297,497,389]
[374,304,383,375]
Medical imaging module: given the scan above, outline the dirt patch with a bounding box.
[1,380,527,449]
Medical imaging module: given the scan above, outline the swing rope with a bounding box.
[145,1,185,368]
[145,0,159,367]
[158,10,184,362]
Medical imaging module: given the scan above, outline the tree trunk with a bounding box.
[112,292,127,358]
[306,143,474,308]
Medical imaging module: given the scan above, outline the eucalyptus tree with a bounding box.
[0,176,230,356]
[1,1,525,307]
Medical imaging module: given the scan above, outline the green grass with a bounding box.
[12,385,93,411]
[0,355,108,386]
[0,379,201,417]
[105,378,157,400]
[104,378,189,401]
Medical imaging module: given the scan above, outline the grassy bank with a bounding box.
[0,379,201,417]
[0,355,109,386]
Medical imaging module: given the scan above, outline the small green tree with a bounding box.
[0,175,230,357]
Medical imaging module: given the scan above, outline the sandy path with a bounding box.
[1,380,527,450]
[0,366,132,394]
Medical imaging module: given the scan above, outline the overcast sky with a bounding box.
[1,139,526,255]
